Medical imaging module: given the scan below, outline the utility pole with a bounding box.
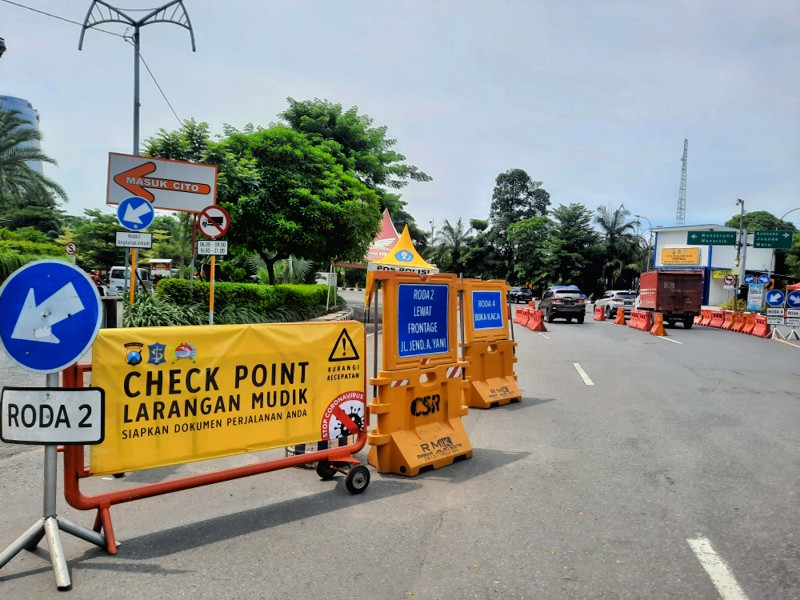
[734,198,745,299]
[634,214,653,270]
[78,0,196,156]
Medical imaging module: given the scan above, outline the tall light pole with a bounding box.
[779,207,800,225]
[634,214,653,270]
[429,219,435,245]
[79,0,196,156]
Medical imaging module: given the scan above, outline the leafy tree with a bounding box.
[72,209,125,273]
[488,169,551,281]
[222,126,381,284]
[543,203,601,293]
[507,215,552,288]
[0,108,67,235]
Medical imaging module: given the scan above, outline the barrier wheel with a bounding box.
[316,459,337,480]
[345,465,370,494]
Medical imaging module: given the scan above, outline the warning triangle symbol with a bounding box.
[328,328,360,362]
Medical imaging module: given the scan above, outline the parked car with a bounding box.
[594,290,637,319]
[107,266,153,296]
[507,286,533,304]
[538,286,586,323]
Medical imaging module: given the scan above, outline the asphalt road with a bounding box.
[1,304,798,599]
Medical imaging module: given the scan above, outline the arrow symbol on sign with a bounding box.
[123,199,152,224]
[768,291,782,303]
[114,163,212,203]
[11,283,85,343]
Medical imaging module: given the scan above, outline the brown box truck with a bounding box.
[637,270,703,329]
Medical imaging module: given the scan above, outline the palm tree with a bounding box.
[593,204,643,289]
[0,108,67,208]
[429,218,473,273]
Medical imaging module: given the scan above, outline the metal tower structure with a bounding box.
[676,138,688,225]
[79,0,196,156]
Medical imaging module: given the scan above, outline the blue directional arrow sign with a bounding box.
[787,290,800,309]
[0,260,101,373]
[743,274,755,284]
[117,195,154,231]
[764,289,785,308]
[758,273,771,285]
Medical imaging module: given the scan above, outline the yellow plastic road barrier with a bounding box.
[367,362,472,476]
[614,307,626,325]
[462,339,521,408]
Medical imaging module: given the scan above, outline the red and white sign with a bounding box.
[198,205,230,239]
[723,274,736,285]
[65,242,77,256]
[107,153,218,212]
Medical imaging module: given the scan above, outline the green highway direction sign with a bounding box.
[687,230,737,245]
[753,230,794,249]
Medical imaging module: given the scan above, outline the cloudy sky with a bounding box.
[2,0,799,238]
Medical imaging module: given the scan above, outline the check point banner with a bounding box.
[90,322,366,475]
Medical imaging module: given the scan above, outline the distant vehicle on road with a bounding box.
[595,290,636,319]
[638,270,703,328]
[507,286,533,304]
[539,286,586,323]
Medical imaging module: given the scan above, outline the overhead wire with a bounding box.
[2,0,184,126]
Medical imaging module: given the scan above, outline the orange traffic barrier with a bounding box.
[650,312,667,336]
[517,307,530,328]
[721,310,735,330]
[613,307,626,325]
[694,313,703,325]
[699,309,713,326]
[742,312,757,335]
[367,363,472,476]
[462,339,521,408]
[752,314,771,338]
[593,305,605,321]
[628,309,653,331]
[527,309,548,332]
[709,310,725,328]
[731,312,745,333]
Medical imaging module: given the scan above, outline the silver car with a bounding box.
[594,290,636,319]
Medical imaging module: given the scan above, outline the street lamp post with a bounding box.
[634,214,653,270]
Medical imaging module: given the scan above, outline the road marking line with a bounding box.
[774,338,800,349]
[686,535,748,600]
[537,333,550,339]
[572,362,594,385]
[657,336,683,344]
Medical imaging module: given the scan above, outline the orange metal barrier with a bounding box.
[709,310,725,328]
[367,363,472,476]
[752,314,771,338]
[593,305,605,321]
[650,312,667,336]
[628,309,653,331]
[527,309,547,332]
[462,339,521,408]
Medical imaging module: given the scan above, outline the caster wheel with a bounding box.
[345,465,370,494]
[315,459,337,481]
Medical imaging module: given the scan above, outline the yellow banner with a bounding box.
[89,322,366,475]
[661,248,700,265]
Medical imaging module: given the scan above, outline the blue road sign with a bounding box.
[764,289,785,308]
[758,273,771,285]
[472,290,504,330]
[787,290,800,309]
[117,195,154,231]
[0,260,102,373]
[743,274,755,284]
[397,283,449,358]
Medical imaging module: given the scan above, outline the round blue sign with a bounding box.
[787,290,800,309]
[758,273,771,285]
[743,274,755,284]
[117,196,155,231]
[0,260,102,373]
[764,290,785,308]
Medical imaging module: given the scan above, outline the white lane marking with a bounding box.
[537,333,550,339]
[657,336,683,344]
[572,362,594,386]
[686,535,749,600]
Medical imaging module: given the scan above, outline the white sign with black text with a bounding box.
[197,240,228,255]
[116,231,153,248]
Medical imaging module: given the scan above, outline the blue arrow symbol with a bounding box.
[11,283,85,343]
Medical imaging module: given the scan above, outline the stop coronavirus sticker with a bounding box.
[321,391,366,440]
